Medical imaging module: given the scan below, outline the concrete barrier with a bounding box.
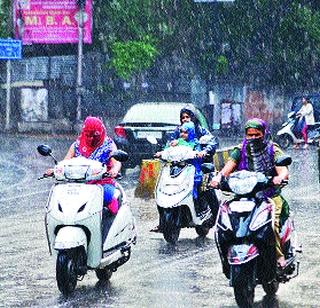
[213,147,233,172]
[134,159,161,199]
[134,147,234,199]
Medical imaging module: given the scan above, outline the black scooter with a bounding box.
[214,156,302,307]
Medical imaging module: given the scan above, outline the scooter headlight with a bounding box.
[249,203,272,231]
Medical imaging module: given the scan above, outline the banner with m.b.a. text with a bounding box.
[14,0,92,45]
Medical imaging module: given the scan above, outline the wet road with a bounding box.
[0,134,319,307]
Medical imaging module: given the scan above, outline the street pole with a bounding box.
[76,0,85,124]
[5,1,14,131]
[5,60,12,130]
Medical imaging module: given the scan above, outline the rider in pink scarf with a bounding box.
[64,116,121,215]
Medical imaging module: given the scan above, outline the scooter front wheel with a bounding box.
[161,208,181,244]
[195,226,210,237]
[95,267,113,281]
[231,261,256,308]
[162,221,181,244]
[56,250,78,296]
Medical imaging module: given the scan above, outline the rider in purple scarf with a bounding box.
[210,117,290,268]
[238,118,275,175]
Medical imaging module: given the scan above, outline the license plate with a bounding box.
[136,131,162,139]
[229,201,255,212]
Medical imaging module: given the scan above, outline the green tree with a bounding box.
[94,1,214,79]
[0,0,11,38]
[219,0,320,89]
[110,37,158,80]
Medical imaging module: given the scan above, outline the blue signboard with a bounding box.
[0,39,22,60]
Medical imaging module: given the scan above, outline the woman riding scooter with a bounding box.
[46,116,121,215]
[169,105,218,158]
[150,106,218,232]
[155,121,205,205]
[211,118,289,268]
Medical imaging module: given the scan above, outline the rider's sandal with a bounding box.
[277,257,287,269]
[150,225,162,233]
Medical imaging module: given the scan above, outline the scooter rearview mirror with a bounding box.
[275,155,292,167]
[37,144,58,164]
[37,144,52,156]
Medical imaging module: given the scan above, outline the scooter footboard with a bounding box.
[228,244,259,265]
[54,226,87,251]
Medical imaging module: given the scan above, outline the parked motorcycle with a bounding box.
[276,111,320,148]
[37,145,137,296]
[154,145,219,244]
[214,156,301,307]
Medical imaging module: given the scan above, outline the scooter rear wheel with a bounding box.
[95,268,113,281]
[163,224,180,244]
[56,251,78,296]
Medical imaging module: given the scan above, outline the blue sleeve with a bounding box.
[164,126,180,148]
[194,141,201,152]
[169,126,180,141]
[197,126,218,155]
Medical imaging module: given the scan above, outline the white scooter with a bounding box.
[155,145,217,244]
[276,111,320,148]
[37,145,137,296]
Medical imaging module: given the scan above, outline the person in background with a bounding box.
[46,116,121,215]
[293,97,315,149]
[210,118,289,268]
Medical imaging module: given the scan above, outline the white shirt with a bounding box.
[298,103,315,125]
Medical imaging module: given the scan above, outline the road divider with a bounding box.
[134,159,161,199]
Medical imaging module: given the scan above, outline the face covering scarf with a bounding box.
[238,118,275,174]
[78,117,106,158]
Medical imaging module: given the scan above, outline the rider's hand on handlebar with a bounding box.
[272,175,286,185]
[196,150,207,158]
[210,173,222,188]
[45,168,54,176]
[108,167,119,178]
[169,140,178,147]
[154,151,163,158]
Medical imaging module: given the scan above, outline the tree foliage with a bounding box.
[1,0,320,89]
[219,0,320,89]
[0,0,10,38]
[110,37,158,80]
